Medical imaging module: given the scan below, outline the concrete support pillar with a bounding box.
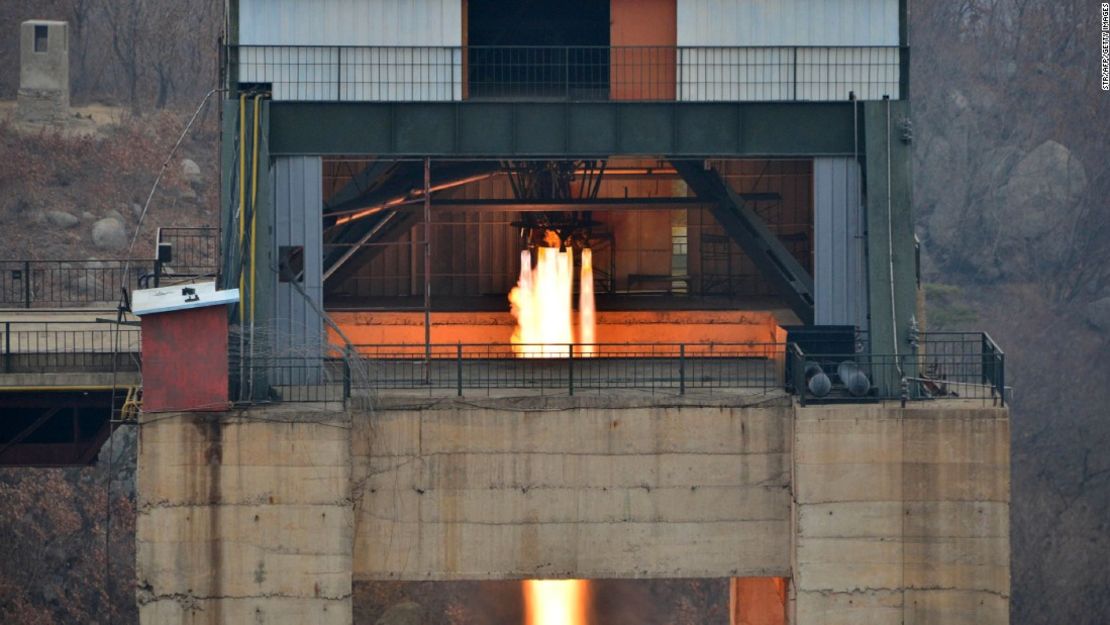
[863,100,917,365]
[135,409,353,625]
[792,403,1010,625]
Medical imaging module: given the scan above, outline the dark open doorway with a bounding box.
[467,0,611,99]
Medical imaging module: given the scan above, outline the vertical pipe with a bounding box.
[237,94,247,399]
[22,261,31,309]
[679,343,685,395]
[456,342,463,397]
[4,321,10,374]
[423,157,432,382]
[567,344,574,396]
[248,94,262,400]
[343,345,352,401]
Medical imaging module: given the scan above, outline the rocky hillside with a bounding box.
[0,103,219,262]
[911,3,1110,623]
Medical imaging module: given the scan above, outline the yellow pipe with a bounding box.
[249,94,262,328]
[238,94,247,322]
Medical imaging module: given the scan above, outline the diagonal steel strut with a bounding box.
[672,160,815,324]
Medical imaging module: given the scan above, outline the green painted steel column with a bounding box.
[219,98,240,293]
[250,100,275,400]
[864,100,917,389]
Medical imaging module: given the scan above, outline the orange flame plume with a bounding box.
[509,233,596,358]
[523,579,589,625]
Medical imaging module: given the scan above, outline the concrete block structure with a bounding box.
[135,397,1010,624]
[18,20,69,124]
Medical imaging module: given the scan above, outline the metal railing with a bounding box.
[0,228,219,309]
[231,45,905,102]
[254,342,786,401]
[1,321,141,374]
[0,260,148,309]
[155,227,220,282]
[791,332,1007,406]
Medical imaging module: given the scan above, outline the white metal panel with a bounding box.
[272,157,325,375]
[238,0,463,101]
[677,0,898,47]
[240,0,462,46]
[814,157,867,332]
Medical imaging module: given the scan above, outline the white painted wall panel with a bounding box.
[239,0,463,100]
[677,0,899,47]
[814,157,868,332]
[240,0,462,46]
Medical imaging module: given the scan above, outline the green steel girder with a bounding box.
[673,160,816,324]
[268,101,857,158]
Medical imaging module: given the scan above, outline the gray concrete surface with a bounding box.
[135,397,1010,625]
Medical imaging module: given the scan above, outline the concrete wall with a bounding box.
[135,407,354,625]
[793,402,1010,625]
[135,398,1009,625]
[352,398,794,581]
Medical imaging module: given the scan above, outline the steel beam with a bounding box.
[269,101,856,158]
[394,198,713,212]
[0,407,63,462]
[324,160,397,211]
[672,160,815,324]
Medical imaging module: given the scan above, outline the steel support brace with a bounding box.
[672,160,815,324]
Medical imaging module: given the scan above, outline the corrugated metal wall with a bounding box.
[676,0,900,101]
[814,157,868,331]
[272,156,324,357]
[238,0,463,101]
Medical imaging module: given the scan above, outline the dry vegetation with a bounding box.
[0,107,219,260]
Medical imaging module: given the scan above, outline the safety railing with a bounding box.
[791,332,1007,406]
[155,227,220,282]
[0,229,219,309]
[0,260,149,309]
[252,342,786,401]
[230,45,905,102]
[1,321,141,374]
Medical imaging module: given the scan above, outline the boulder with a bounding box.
[995,140,1087,247]
[92,218,128,251]
[181,158,202,184]
[1085,297,1110,333]
[46,210,79,229]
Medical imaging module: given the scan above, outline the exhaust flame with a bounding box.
[578,249,595,356]
[509,235,596,358]
[523,580,589,625]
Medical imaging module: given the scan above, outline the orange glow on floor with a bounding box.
[523,580,590,625]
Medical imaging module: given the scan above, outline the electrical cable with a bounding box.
[103,86,223,625]
[248,94,263,400]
